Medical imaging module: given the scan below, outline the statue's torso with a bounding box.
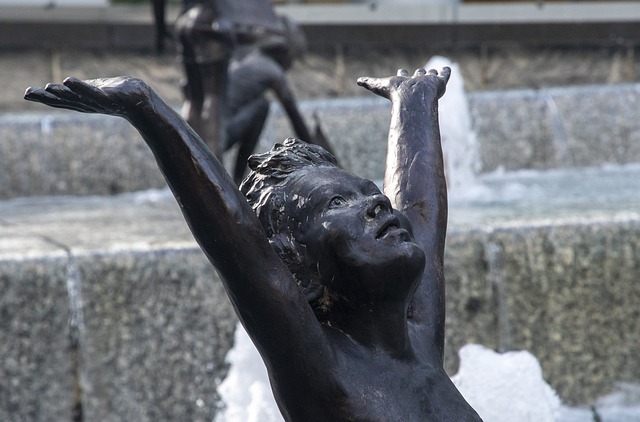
[269,325,482,422]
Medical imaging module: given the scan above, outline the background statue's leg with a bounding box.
[151,0,167,54]
[180,59,205,140]
[226,96,270,183]
[200,59,230,159]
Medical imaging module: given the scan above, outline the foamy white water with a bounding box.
[452,344,561,422]
[216,324,283,422]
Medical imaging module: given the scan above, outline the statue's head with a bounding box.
[241,139,425,319]
[241,139,336,309]
[259,15,306,70]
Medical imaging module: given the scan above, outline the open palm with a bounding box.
[24,76,151,118]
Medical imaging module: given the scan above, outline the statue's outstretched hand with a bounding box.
[24,76,151,118]
[357,67,450,101]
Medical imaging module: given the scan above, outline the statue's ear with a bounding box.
[268,233,323,303]
[293,259,325,305]
[268,233,302,270]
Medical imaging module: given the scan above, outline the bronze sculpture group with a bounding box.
[25,2,482,419]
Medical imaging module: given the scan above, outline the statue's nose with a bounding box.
[366,194,391,219]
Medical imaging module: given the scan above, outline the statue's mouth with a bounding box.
[376,216,401,239]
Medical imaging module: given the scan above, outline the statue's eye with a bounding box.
[328,196,347,208]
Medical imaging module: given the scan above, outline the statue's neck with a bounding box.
[327,297,412,358]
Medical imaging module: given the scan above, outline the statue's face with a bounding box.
[289,167,425,301]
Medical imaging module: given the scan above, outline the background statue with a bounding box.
[159,0,281,157]
[25,66,481,420]
[151,0,167,54]
[172,0,235,158]
[152,0,330,183]
[224,15,336,183]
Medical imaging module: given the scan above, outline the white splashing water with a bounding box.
[451,344,561,422]
[217,324,565,422]
[425,56,482,199]
[215,324,282,422]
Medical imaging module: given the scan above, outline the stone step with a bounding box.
[0,113,165,199]
[0,191,236,421]
[3,82,640,199]
[2,83,640,419]
[274,83,640,180]
[1,177,639,420]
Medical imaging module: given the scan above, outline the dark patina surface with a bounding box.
[25,65,481,420]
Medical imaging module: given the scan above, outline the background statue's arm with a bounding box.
[272,76,312,141]
[358,68,450,361]
[24,77,326,363]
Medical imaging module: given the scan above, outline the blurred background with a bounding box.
[1,1,639,421]
[1,0,638,111]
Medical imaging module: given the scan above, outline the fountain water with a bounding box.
[215,325,281,422]
[451,344,561,422]
[425,56,481,195]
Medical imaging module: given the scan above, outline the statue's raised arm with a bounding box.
[358,67,451,362]
[24,76,325,366]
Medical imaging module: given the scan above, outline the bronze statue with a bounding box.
[225,15,336,183]
[172,0,234,157]
[151,0,167,54]
[153,0,327,183]
[168,0,282,156]
[25,67,482,421]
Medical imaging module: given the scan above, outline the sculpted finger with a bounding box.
[427,68,438,77]
[358,76,382,90]
[24,87,92,112]
[24,85,72,107]
[397,69,409,77]
[356,76,375,89]
[44,82,85,104]
[23,86,48,102]
[63,77,108,109]
[440,66,451,83]
[64,77,100,93]
[45,82,105,112]
[414,68,427,76]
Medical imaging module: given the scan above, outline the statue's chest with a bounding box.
[328,351,443,421]
[272,344,479,422]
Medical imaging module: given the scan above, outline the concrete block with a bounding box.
[470,90,557,172]
[1,193,238,421]
[443,229,500,374]
[0,113,165,199]
[3,83,640,200]
[469,84,640,173]
[76,248,236,422]
[484,220,640,405]
[0,253,76,421]
[548,84,640,167]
